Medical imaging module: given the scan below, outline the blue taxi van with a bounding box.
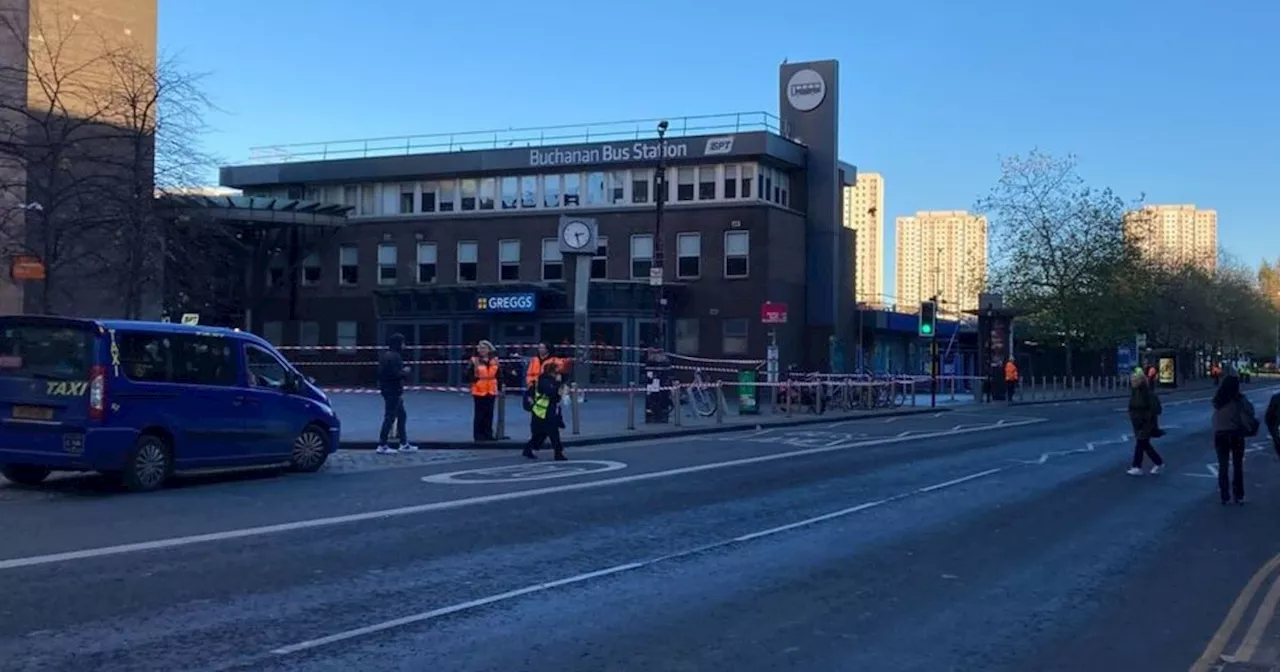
[0,316,341,491]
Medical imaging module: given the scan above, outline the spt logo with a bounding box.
[704,136,735,156]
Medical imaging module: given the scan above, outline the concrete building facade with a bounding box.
[219,61,859,376]
[842,171,884,306]
[1123,204,1217,273]
[894,210,987,313]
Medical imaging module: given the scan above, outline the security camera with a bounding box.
[657,120,669,133]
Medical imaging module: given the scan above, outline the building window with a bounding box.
[675,167,695,202]
[262,321,283,346]
[562,173,581,206]
[500,177,519,209]
[460,178,478,211]
[676,233,701,278]
[741,164,754,200]
[343,186,358,209]
[724,231,749,278]
[338,245,359,286]
[301,252,320,286]
[765,169,775,203]
[586,171,606,205]
[779,172,789,208]
[478,177,496,210]
[499,239,520,282]
[630,234,653,280]
[698,166,717,200]
[438,180,456,212]
[724,164,739,199]
[631,168,650,204]
[416,242,437,283]
[336,321,358,352]
[399,185,415,214]
[756,168,765,199]
[359,185,376,215]
[541,238,563,281]
[267,256,284,287]
[591,237,608,279]
[674,318,699,355]
[457,241,478,282]
[722,319,748,355]
[609,170,627,204]
[300,321,321,347]
[377,243,397,285]
[421,182,437,212]
[520,176,537,208]
[543,175,561,208]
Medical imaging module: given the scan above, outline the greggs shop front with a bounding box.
[364,281,685,388]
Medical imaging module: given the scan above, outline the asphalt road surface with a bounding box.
[2,386,1280,672]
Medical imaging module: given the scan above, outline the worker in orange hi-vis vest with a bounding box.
[525,342,560,390]
[467,340,500,442]
[1003,358,1019,404]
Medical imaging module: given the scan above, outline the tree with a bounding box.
[92,50,221,318]
[0,9,220,318]
[0,9,129,314]
[975,150,1140,374]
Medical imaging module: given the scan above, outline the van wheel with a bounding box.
[1,464,52,485]
[122,435,172,492]
[289,424,330,473]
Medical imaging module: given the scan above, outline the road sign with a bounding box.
[761,301,788,324]
[1136,333,1147,349]
[180,313,199,325]
[648,267,663,286]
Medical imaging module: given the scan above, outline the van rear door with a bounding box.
[0,317,99,428]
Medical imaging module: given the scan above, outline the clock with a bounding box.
[561,220,592,250]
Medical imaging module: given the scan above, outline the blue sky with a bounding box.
[161,0,1278,301]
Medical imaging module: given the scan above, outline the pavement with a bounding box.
[327,388,981,448]
[1,383,1278,671]
[327,379,1217,449]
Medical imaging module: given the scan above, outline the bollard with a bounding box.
[715,384,727,425]
[671,385,682,427]
[816,382,825,415]
[786,383,794,417]
[910,380,917,406]
[569,383,581,435]
[626,384,636,430]
[949,376,956,401]
[496,390,507,440]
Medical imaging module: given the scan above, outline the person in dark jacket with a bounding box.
[1264,390,1280,459]
[523,361,566,461]
[377,333,416,454]
[1211,374,1257,505]
[1126,372,1165,476]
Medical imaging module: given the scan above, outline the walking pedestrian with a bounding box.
[1211,374,1259,505]
[524,342,559,390]
[376,333,417,454]
[523,360,566,461]
[467,340,500,442]
[1126,372,1165,476]
[1003,358,1019,404]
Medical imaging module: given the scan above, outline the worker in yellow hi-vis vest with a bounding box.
[522,360,566,461]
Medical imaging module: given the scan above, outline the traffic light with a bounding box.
[919,300,937,338]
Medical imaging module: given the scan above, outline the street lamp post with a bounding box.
[652,120,669,352]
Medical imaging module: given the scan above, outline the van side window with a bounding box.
[118,333,237,387]
[245,345,288,390]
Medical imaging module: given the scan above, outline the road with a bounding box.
[2,386,1279,671]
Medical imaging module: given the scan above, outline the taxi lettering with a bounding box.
[46,381,88,396]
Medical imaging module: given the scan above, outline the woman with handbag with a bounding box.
[1127,373,1166,476]
[1211,374,1258,505]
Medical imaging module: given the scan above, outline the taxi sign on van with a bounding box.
[180,313,200,326]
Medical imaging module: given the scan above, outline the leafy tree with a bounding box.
[976,150,1139,374]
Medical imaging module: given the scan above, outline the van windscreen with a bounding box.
[0,324,93,380]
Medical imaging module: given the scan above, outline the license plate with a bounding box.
[12,405,53,421]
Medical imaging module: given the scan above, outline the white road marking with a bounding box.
[1184,443,1272,478]
[0,418,1046,572]
[420,460,628,485]
[269,466,1008,655]
[1012,434,1130,466]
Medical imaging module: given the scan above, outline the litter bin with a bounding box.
[644,350,672,423]
[737,370,759,415]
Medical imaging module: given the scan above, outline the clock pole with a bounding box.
[558,216,600,398]
[652,120,669,353]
